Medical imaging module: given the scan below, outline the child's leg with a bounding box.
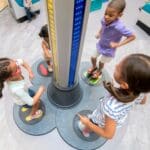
[98,61,104,72]
[88,49,100,74]
[46,60,53,68]
[88,56,97,74]
[25,7,32,21]
[31,86,44,115]
[30,101,40,116]
[44,52,53,72]
[92,55,112,79]
[92,61,104,79]
[46,60,53,72]
[30,10,36,18]
[46,60,51,66]
[91,56,97,68]
[25,86,45,121]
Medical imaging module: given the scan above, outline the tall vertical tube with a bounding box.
[46,0,90,107]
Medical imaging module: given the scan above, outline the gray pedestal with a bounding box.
[47,82,83,108]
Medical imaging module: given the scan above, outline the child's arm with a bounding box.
[42,41,52,58]
[110,34,136,48]
[95,28,102,39]
[22,60,34,79]
[140,95,147,104]
[32,86,45,105]
[78,114,116,139]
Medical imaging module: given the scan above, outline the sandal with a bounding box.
[92,70,102,79]
[87,67,97,77]
[39,64,48,76]
[25,109,43,122]
[21,107,29,112]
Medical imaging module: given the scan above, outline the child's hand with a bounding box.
[39,85,46,92]
[110,42,119,48]
[77,114,90,126]
[95,32,100,39]
[29,72,34,80]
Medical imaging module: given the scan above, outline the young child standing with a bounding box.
[39,24,53,73]
[88,0,136,79]
[78,53,150,139]
[0,58,45,122]
[23,0,36,22]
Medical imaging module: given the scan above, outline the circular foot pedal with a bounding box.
[37,61,51,77]
[82,71,102,86]
[73,110,99,141]
[19,101,45,125]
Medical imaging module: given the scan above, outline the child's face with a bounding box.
[113,60,124,85]
[114,59,129,90]
[9,60,17,73]
[104,6,122,24]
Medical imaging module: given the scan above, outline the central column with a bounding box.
[46,0,90,108]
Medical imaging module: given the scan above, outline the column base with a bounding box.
[47,82,83,108]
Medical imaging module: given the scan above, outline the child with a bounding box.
[0,58,45,122]
[39,24,53,73]
[88,0,136,79]
[23,0,36,22]
[78,53,150,139]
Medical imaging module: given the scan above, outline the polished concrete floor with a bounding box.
[0,0,150,150]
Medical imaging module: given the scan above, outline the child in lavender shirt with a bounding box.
[88,0,136,79]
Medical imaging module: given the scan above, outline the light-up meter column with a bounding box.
[46,0,90,107]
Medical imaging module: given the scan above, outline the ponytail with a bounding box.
[103,81,138,103]
[0,58,11,98]
[104,53,150,103]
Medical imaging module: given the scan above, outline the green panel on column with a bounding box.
[90,0,102,12]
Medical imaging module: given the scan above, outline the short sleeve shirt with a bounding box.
[89,93,144,128]
[7,59,33,106]
[96,18,133,57]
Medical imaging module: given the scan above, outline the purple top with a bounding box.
[96,18,133,57]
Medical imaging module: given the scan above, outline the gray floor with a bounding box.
[0,0,150,150]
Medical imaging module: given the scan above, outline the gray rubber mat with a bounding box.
[19,101,45,125]
[13,61,111,149]
[13,87,56,136]
[73,110,99,142]
[37,60,52,77]
[55,61,111,150]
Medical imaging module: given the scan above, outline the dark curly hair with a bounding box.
[108,0,126,13]
[0,58,12,98]
[39,24,49,38]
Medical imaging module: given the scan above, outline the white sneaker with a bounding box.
[78,121,86,130]
[78,121,90,137]
[48,66,53,72]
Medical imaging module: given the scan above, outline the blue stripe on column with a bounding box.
[68,0,86,87]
